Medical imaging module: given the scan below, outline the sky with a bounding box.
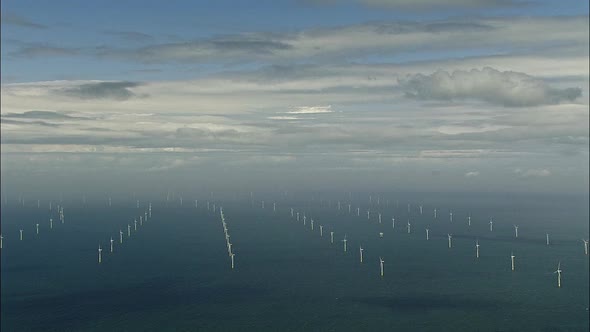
[1,0,588,196]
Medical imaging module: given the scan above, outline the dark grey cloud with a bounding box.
[2,110,81,120]
[98,35,292,63]
[103,30,155,43]
[0,118,60,127]
[60,81,144,100]
[9,44,79,58]
[1,13,47,29]
[399,67,582,107]
[303,0,526,10]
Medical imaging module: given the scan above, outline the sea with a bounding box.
[1,192,589,331]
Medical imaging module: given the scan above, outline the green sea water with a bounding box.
[1,192,589,331]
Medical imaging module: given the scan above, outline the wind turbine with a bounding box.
[291,208,294,217]
[514,225,519,238]
[407,220,411,234]
[489,218,493,232]
[261,200,264,209]
[330,231,334,244]
[110,237,114,252]
[230,253,235,269]
[392,217,395,229]
[379,257,385,277]
[311,218,314,230]
[425,228,430,240]
[297,212,300,222]
[134,219,138,231]
[359,246,364,263]
[342,235,348,252]
[36,223,40,235]
[434,208,437,219]
[0,234,3,249]
[468,214,471,226]
[319,225,323,237]
[554,261,562,288]
[98,245,103,263]
[139,216,143,226]
[511,252,516,271]
[475,240,480,258]
[127,224,131,237]
[119,230,123,243]
[367,210,370,220]
[49,218,53,229]
[348,204,351,213]
[582,239,588,255]
[448,234,453,248]
[449,211,453,223]
[20,229,23,241]
[419,205,423,215]
[546,233,550,246]
[273,202,276,212]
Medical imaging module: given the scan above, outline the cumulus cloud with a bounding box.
[400,67,582,107]
[514,168,551,177]
[60,81,144,100]
[465,171,480,177]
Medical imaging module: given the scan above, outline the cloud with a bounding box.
[103,30,155,43]
[355,0,523,9]
[514,168,551,177]
[1,13,46,29]
[9,44,79,58]
[465,171,480,177]
[400,67,582,107]
[1,110,80,120]
[60,81,144,100]
[286,105,334,114]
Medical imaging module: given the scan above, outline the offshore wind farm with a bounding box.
[1,191,588,331]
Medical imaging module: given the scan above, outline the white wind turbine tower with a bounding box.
[303,214,306,225]
[140,216,143,226]
[407,220,411,234]
[291,208,294,217]
[448,234,453,248]
[419,205,423,215]
[110,237,114,253]
[119,230,123,243]
[582,239,588,255]
[49,218,53,229]
[0,234,3,249]
[357,207,360,216]
[273,202,276,212]
[434,208,437,219]
[330,231,334,244]
[342,235,348,252]
[36,223,40,235]
[546,233,550,246]
[367,210,370,220]
[359,246,364,263]
[338,201,341,210]
[468,214,471,226]
[554,261,562,288]
[425,228,430,240]
[489,218,493,232]
[514,225,519,238]
[134,219,138,231]
[319,225,323,237]
[127,224,131,237]
[475,240,480,258]
[348,204,351,213]
[195,199,198,208]
[378,213,382,224]
[392,217,395,230]
[449,211,453,223]
[311,218,314,230]
[407,203,411,213]
[511,252,516,271]
[20,229,23,241]
[261,200,264,209]
[230,253,235,269]
[98,245,103,264]
[297,212,300,222]
[379,257,385,277]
